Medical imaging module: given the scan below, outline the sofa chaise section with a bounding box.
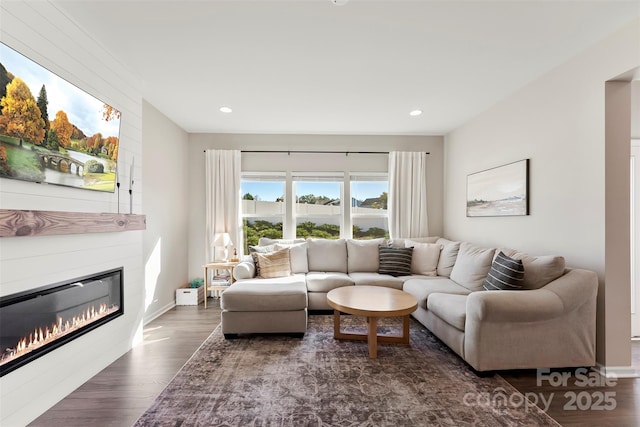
[220,274,308,338]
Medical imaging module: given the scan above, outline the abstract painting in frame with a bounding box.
[0,42,121,192]
[467,159,529,217]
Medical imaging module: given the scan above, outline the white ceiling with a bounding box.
[55,0,640,135]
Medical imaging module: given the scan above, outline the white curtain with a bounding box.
[205,149,241,262]
[388,151,429,239]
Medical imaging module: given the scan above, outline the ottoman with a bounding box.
[220,274,308,338]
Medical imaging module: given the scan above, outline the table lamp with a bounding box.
[213,232,233,262]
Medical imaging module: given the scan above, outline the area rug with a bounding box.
[134,315,559,426]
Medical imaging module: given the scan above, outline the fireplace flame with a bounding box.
[1,303,119,368]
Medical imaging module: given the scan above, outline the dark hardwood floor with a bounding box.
[29,299,640,427]
[29,301,223,427]
[501,351,640,427]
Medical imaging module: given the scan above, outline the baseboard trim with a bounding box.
[144,302,176,325]
[593,363,639,378]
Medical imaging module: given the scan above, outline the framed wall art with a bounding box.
[0,42,121,192]
[466,159,529,217]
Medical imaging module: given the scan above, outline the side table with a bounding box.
[203,261,238,309]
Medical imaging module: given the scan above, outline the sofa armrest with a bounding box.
[466,268,598,323]
[233,261,256,280]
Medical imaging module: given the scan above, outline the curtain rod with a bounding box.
[204,150,430,155]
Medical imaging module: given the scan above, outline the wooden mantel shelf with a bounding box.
[0,209,146,238]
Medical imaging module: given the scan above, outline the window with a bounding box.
[241,173,285,252]
[241,170,388,242]
[294,173,343,239]
[351,174,389,239]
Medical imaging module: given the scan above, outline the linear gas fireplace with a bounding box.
[0,267,123,377]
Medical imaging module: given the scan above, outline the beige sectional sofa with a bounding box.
[220,237,598,372]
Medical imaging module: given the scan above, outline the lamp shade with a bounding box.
[213,232,233,247]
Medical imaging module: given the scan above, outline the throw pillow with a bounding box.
[436,238,461,277]
[258,237,306,246]
[405,240,442,276]
[378,246,413,277]
[389,236,440,247]
[499,248,565,290]
[449,242,496,291]
[483,251,525,291]
[346,238,386,272]
[249,244,276,254]
[274,242,309,273]
[251,248,292,279]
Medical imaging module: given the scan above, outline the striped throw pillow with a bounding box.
[483,251,525,291]
[251,248,292,279]
[378,246,413,277]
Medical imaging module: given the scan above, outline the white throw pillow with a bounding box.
[258,237,305,246]
[436,238,461,277]
[405,240,442,276]
[306,238,348,273]
[347,238,386,272]
[389,236,440,248]
[449,242,496,291]
[274,242,309,273]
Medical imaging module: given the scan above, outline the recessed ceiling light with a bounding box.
[219,106,232,113]
[409,109,423,116]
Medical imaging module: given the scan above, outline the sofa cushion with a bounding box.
[305,272,354,292]
[427,293,467,331]
[450,242,496,291]
[405,240,441,276]
[483,251,525,291]
[307,238,348,273]
[403,278,470,309]
[348,272,404,289]
[221,276,307,311]
[252,248,291,279]
[274,242,309,274]
[378,246,413,277]
[500,248,566,290]
[347,238,386,272]
[436,238,460,277]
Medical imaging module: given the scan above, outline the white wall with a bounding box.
[142,101,189,323]
[0,2,143,425]
[187,134,443,280]
[444,19,639,369]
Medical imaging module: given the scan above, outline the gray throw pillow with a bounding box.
[378,246,413,277]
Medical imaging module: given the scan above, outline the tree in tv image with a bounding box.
[0,43,121,192]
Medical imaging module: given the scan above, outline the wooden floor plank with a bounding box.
[28,302,222,427]
[29,300,640,426]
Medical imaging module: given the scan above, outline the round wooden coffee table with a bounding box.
[327,286,418,358]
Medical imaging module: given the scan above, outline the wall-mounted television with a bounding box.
[0,42,121,192]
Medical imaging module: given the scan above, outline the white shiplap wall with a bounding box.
[0,2,144,425]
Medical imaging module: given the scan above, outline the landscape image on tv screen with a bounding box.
[0,42,121,192]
